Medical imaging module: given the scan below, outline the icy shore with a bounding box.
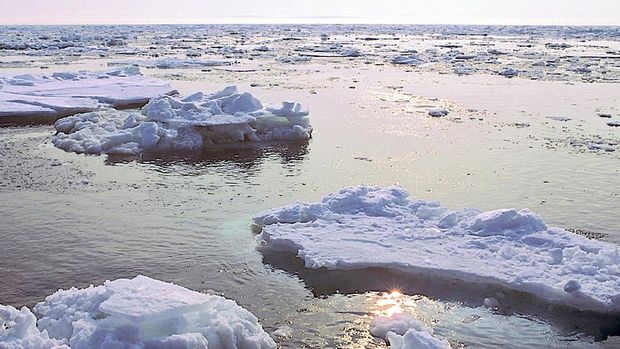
[0,275,276,349]
[253,186,620,313]
[0,67,175,124]
[52,86,312,155]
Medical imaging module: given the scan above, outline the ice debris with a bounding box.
[0,275,276,349]
[371,313,450,349]
[253,186,620,313]
[429,108,449,117]
[52,86,312,155]
[0,67,175,123]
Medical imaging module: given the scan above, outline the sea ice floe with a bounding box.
[52,86,312,155]
[0,66,174,123]
[109,58,234,69]
[391,55,424,65]
[253,186,620,313]
[428,108,449,117]
[0,275,276,349]
[546,116,571,122]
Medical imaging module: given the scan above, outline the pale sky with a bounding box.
[0,0,618,26]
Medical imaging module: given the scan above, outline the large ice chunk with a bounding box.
[53,86,312,155]
[1,275,275,349]
[253,186,620,313]
[0,67,175,124]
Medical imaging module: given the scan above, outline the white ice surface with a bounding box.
[1,275,276,349]
[0,305,67,349]
[371,313,451,349]
[253,186,620,313]
[53,86,312,155]
[387,329,452,349]
[0,67,174,122]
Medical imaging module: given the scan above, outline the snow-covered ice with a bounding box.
[0,66,174,123]
[52,85,312,155]
[253,186,620,313]
[1,275,275,349]
[109,59,234,69]
[0,305,67,349]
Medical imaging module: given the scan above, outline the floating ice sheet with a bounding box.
[253,186,620,313]
[52,85,312,155]
[1,275,276,349]
[0,66,175,124]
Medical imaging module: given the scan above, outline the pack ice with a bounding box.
[0,66,174,124]
[0,275,276,349]
[253,186,620,313]
[53,86,312,155]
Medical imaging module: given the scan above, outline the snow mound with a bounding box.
[1,275,276,349]
[52,86,312,155]
[0,305,67,349]
[0,67,175,123]
[253,186,620,313]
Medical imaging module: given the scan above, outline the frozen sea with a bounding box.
[1,24,619,348]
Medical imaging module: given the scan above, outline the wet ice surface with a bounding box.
[1,24,619,348]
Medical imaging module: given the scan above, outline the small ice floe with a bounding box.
[545,43,572,49]
[453,65,475,75]
[276,55,311,64]
[110,58,234,69]
[499,68,519,78]
[429,108,449,117]
[597,113,612,118]
[271,325,292,338]
[392,54,424,65]
[546,116,571,122]
[371,312,450,349]
[581,139,617,152]
[0,66,174,124]
[0,275,275,349]
[607,120,620,127]
[53,86,312,155]
[254,186,620,313]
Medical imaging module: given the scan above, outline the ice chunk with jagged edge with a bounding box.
[253,186,620,313]
[0,275,277,349]
[53,86,312,155]
[0,305,67,349]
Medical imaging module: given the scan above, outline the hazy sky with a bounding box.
[0,0,618,25]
